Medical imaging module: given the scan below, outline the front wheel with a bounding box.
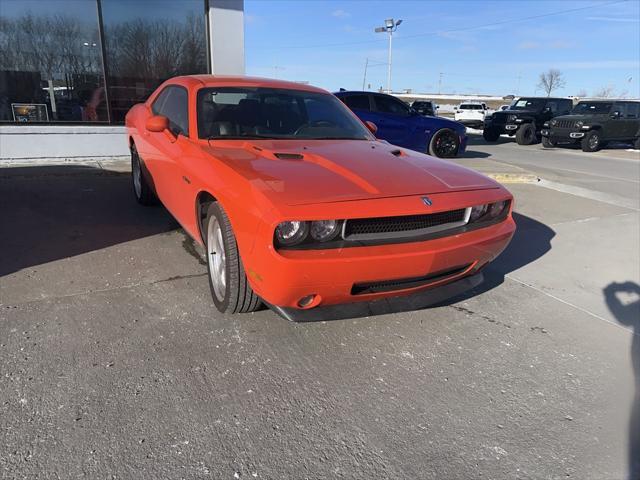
[581,130,601,152]
[131,144,158,205]
[428,128,460,158]
[204,202,261,314]
[541,136,556,148]
[516,123,536,145]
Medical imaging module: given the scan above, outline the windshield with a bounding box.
[510,98,546,111]
[571,102,613,114]
[197,87,372,140]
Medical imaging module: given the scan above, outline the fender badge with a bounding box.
[421,196,433,207]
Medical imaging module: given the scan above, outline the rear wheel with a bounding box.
[541,136,556,148]
[482,128,500,142]
[131,144,158,205]
[581,130,601,152]
[204,202,261,314]
[516,123,536,145]
[428,128,460,158]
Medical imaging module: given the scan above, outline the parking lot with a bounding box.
[1,137,639,479]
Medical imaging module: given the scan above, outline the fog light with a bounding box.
[297,294,317,308]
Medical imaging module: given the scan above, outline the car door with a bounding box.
[371,94,416,147]
[621,102,640,139]
[605,102,626,140]
[144,85,190,218]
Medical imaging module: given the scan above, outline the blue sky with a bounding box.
[245,0,640,97]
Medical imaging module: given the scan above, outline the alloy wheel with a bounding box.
[207,217,227,302]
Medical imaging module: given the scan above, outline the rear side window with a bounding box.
[152,86,189,136]
[342,95,371,111]
[374,95,410,116]
[625,103,639,119]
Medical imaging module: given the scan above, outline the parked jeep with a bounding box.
[483,97,573,145]
[541,100,640,152]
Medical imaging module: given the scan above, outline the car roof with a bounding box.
[168,75,329,94]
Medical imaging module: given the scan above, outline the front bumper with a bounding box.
[541,128,584,142]
[244,190,515,311]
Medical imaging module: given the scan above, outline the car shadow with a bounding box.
[0,165,179,277]
[604,282,640,480]
[460,149,492,159]
[281,212,555,322]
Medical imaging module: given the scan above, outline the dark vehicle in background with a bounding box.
[411,100,437,117]
[483,97,573,145]
[541,100,640,152]
[335,91,467,158]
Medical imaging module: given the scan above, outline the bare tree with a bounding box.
[537,69,566,97]
[593,86,615,98]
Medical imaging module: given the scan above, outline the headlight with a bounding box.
[469,200,510,224]
[575,121,584,128]
[310,220,340,242]
[550,119,557,126]
[275,221,309,247]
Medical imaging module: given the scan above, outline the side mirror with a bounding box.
[146,115,169,132]
[146,114,177,142]
[365,121,378,135]
[610,111,621,119]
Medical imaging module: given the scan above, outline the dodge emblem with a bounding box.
[421,196,433,207]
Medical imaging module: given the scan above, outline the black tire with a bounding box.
[428,128,460,158]
[482,128,500,142]
[204,202,261,314]
[131,144,158,205]
[541,136,556,148]
[515,123,536,145]
[581,130,601,152]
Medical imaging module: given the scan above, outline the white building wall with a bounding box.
[209,0,245,75]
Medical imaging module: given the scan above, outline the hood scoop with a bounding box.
[274,152,304,160]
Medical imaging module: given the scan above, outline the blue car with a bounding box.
[334,91,467,158]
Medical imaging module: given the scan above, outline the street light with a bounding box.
[375,18,402,94]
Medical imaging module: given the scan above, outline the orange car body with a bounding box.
[126,75,515,315]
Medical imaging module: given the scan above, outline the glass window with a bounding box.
[0,0,108,123]
[197,87,371,140]
[545,101,558,113]
[459,104,483,110]
[374,95,410,116]
[624,103,639,119]
[156,86,189,135]
[342,94,370,111]
[101,0,207,123]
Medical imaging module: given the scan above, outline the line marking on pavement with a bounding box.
[548,211,637,228]
[504,275,638,337]
[537,179,640,211]
[534,165,640,184]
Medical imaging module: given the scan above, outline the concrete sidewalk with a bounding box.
[0,154,540,184]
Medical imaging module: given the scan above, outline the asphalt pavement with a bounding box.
[1,141,639,479]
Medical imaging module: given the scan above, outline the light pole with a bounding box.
[375,18,402,94]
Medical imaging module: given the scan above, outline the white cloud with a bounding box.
[331,9,350,19]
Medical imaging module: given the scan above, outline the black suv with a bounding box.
[541,100,640,152]
[483,97,573,145]
[411,100,437,117]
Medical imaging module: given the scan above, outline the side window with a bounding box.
[612,103,624,117]
[561,100,572,114]
[545,101,558,114]
[151,88,171,116]
[342,95,371,111]
[160,87,189,136]
[373,95,410,116]
[625,103,639,119]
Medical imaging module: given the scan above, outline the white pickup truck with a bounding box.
[454,102,493,128]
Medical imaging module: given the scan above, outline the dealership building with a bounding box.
[0,0,244,161]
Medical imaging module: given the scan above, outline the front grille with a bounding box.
[351,264,471,295]
[554,119,575,129]
[490,113,508,125]
[343,209,467,239]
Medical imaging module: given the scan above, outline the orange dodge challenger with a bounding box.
[126,76,515,321]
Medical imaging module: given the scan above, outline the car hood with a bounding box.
[495,109,537,117]
[202,139,498,206]
[418,115,466,132]
[552,113,608,121]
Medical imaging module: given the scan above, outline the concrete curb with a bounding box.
[486,173,540,184]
